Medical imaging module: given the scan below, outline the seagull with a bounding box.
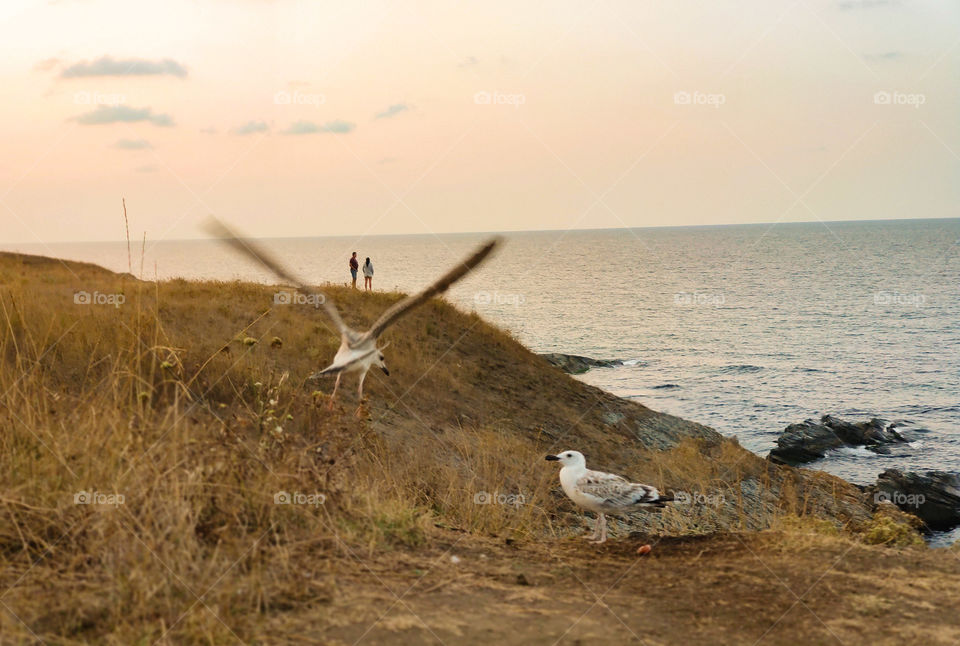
[206,218,501,413]
[545,450,673,544]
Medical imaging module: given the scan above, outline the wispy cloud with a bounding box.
[836,0,898,10]
[283,120,355,135]
[135,165,158,173]
[458,56,479,68]
[60,56,188,78]
[73,105,173,127]
[374,103,409,120]
[113,138,152,150]
[864,51,902,61]
[34,57,60,72]
[231,120,268,135]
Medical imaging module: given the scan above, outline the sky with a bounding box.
[1,0,958,243]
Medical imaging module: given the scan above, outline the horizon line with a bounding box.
[5,215,959,246]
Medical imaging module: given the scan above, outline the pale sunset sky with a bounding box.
[1,0,958,243]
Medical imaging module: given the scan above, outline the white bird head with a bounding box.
[376,347,389,375]
[545,450,586,469]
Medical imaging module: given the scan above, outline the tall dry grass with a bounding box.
[0,254,572,643]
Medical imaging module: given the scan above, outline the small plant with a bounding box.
[859,506,925,547]
[252,371,290,444]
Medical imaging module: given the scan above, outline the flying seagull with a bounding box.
[545,450,673,544]
[206,218,501,412]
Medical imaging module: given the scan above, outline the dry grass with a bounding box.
[0,251,939,644]
[0,253,580,642]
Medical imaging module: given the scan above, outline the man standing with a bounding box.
[349,252,359,288]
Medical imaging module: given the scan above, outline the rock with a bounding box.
[875,469,960,530]
[768,415,909,465]
[539,353,624,374]
[602,411,626,426]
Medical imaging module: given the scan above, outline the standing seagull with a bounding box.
[545,450,673,544]
[206,218,500,413]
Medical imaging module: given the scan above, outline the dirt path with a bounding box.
[294,532,960,646]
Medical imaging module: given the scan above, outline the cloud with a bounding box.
[113,138,152,150]
[283,120,355,135]
[232,120,268,135]
[34,57,60,72]
[61,56,188,78]
[836,0,898,9]
[864,51,902,61]
[200,127,218,135]
[135,165,158,173]
[374,103,409,119]
[458,56,479,68]
[73,105,173,126]
[283,121,320,135]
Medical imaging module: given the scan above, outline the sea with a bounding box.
[5,218,959,539]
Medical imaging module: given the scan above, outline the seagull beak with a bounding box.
[380,366,390,375]
[545,455,560,461]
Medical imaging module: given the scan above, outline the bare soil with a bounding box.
[295,530,960,646]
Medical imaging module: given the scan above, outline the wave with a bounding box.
[896,404,960,415]
[835,446,877,457]
[652,383,680,390]
[717,364,763,374]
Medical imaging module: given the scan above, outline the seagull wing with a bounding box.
[354,237,501,346]
[205,217,349,336]
[575,470,665,508]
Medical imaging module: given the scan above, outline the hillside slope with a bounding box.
[1,251,950,645]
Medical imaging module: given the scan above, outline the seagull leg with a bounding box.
[327,374,341,410]
[589,514,608,544]
[355,371,368,417]
[584,514,601,541]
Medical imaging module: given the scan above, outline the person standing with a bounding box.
[362,257,374,291]
[349,252,359,288]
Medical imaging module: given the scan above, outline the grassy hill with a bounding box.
[1,251,958,645]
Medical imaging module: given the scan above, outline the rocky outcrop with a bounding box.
[768,415,911,465]
[539,353,623,374]
[874,469,960,530]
